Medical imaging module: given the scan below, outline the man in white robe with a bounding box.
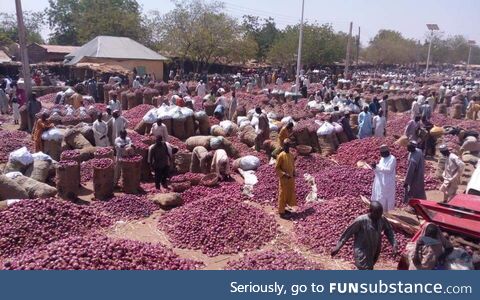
[110,110,128,141]
[196,81,206,98]
[92,114,110,147]
[371,145,397,213]
[439,144,465,202]
[150,119,169,142]
[372,110,386,137]
[211,149,230,181]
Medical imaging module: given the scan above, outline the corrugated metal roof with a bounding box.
[65,36,168,65]
[39,44,80,54]
[0,50,12,63]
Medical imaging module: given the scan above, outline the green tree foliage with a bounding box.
[242,15,280,61]
[46,0,145,45]
[267,23,347,66]
[0,11,44,47]
[363,30,419,65]
[148,0,258,71]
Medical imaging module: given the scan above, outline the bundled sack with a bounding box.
[210,125,226,137]
[186,136,214,151]
[233,156,261,171]
[3,147,33,174]
[219,120,237,136]
[10,173,57,199]
[150,193,183,207]
[24,152,53,183]
[195,111,210,135]
[240,129,257,147]
[64,128,93,149]
[172,110,187,140]
[41,128,65,142]
[209,136,224,150]
[0,174,29,200]
[75,123,95,146]
[317,122,335,136]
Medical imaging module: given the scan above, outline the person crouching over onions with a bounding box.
[275,138,297,219]
[211,149,231,181]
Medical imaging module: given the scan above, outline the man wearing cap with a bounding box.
[275,139,297,219]
[254,107,270,152]
[404,141,426,201]
[358,106,373,139]
[371,145,397,213]
[439,145,465,202]
[404,116,421,142]
[132,76,142,89]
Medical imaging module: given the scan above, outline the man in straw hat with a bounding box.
[371,145,397,213]
[404,141,426,202]
[275,138,297,219]
[439,144,465,202]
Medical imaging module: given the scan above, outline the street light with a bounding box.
[425,23,439,77]
[467,40,476,71]
[294,0,305,95]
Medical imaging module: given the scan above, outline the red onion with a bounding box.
[37,93,57,104]
[0,130,33,163]
[122,104,155,129]
[0,199,111,258]
[3,233,202,270]
[159,196,278,256]
[226,250,323,270]
[60,150,81,161]
[91,195,158,221]
[119,155,142,163]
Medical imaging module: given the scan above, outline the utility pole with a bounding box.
[425,24,439,78]
[294,0,305,95]
[356,26,361,67]
[467,40,476,72]
[15,0,32,100]
[344,22,353,78]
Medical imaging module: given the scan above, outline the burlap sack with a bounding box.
[78,146,97,162]
[395,135,409,147]
[43,139,62,161]
[172,118,187,140]
[211,125,226,137]
[19,105,29,131]
[438,104,447,115]
[174,152,192,174]
[127,92,136,109]
[240,130,257,147]
[56,161,80,198]
[171,181,191,193]
[350,114,359,126]
[451,104,462,119]
[12,175,57,199]
[65,129,93,149]
[120,91,129,111]
[134,120,148,135]
[93,159,114,200]
[150,193,183,207]
[186,136,213,151]
[26,159,51,183]
[318,134,336,156]
[336,131,349,144]
[195,114,210,135]
[293,128,311,146]
[204,103,215,116]
[162,117,173,136]
[184,116,195,138]
[221,138,239,158]
[0,175,29,200]
[120,159,141,194]
[3,159,30,174]
[77,125,95,146]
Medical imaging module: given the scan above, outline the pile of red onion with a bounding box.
[170,172,203,185]
[0,199,111,258]
[180,181,243,204]
[159,196,278,256]
[225,250,323,270]
[60,149,81,161]
[0,130,33,163]
[2,234,202,270]
[80,159,94,183]
[294,198,409,263]
[91,195,158,221]
[94,147,114,158]
[122,104,155,129]
[92,158,113,169]
[386,113,411,137]
[37,93,57,104]
[119,155,142,163]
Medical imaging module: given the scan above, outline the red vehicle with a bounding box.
[398,194,480,269]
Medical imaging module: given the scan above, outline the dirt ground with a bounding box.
[1,111,476,270]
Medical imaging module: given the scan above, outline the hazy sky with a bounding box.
[4,0,480,44]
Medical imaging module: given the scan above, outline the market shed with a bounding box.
[65,36,168,80]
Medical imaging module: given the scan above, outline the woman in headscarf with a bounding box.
[33,113,54,152]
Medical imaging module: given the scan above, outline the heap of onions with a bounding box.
[294,198,409,263]
[0,199,111,258]
[122,104,155,129]
[0,130,33,163]
[159,196,278,256]
[3,234,202,270]
[225,250,323,270]
[180,181,243,204]
[91,195,158,221]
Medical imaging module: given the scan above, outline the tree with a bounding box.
[149,0,257,71]
[242,15,280,61]
[363,30,419,65]
[0,11,44,47]
[267,23,346,66]
[46,0,145,45]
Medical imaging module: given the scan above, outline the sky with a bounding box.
[4,0,480,45]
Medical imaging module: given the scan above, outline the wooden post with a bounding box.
[345,22,353,78]
[15,0,32,101]
[356,27,361,67]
